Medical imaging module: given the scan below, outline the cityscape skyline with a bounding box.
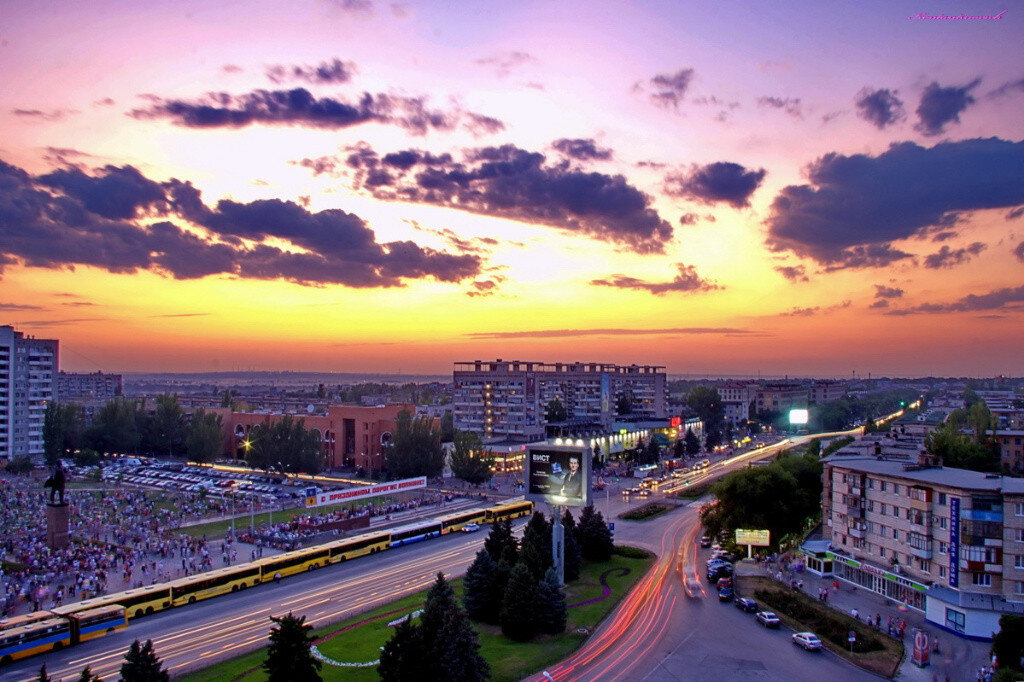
[2,1,1022,376]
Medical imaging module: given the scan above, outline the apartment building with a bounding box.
[810,379,846,404]
[818,449,1024,639]
[57,370,122,401]
[452,359,667,442]
[719,381,758,425]
[0,326,59,461]
[993,430,1024,475]
[755,381,809,414]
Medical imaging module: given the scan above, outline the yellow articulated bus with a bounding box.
[170,564,262,606]
[256,545,331,583]
[325,531,391,562]
[51,604,127,644]
[438,509,487,534]
[485,499,534,523]
[0,616,72,665]
[56,584,173,620]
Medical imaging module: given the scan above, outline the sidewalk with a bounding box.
[737,561,991,680]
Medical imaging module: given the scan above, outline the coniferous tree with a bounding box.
[561,509,582,581]
[77,666,103,682]
[492,553,514,623]
[463,549,498,623]
[419,573,457,678]
[263,613,321,682]
[519,511,552,579]
[120,640,170,682]
[684,427,701,456]
[483,518,517,564]
[377,617,425,682]
[536,567,568,635]
[37,664,52,682]
[501,563,540,641]
[577,505,614,561]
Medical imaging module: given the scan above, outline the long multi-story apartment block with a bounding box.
[57,370,123,401]
[452,359,667,442]
[719,381,758,425]
[0,325,59,461]
[815,447,1024,640]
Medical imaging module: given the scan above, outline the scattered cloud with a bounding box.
[766,138,1024,268]
[923,242,986,269]
[915,78,981,136]
[0,302,43,310]
[474,51,536,78]
[152,312,211,318]
[678,212,699,226]
[638,68,695,109]
[774,265,808,282]
[265,58,356,85]
[93,97,116,107]
[12,108,77,121]
[551,138,613,162]
[1013,241,1024,262]
[757,96,803,118]
[869,299,890,309]
[854,87,905,129]
[464,326,765,339]
[873,284,904,299]
[1006,206,1024,220]
[665,161,766,208]
[38,164,167,220]
[221,64,244,74]
[466,279,500,297]
[780,300,851,317]
[590,263,720,295]
[986,77,1024,100]
[887,284,1024,315]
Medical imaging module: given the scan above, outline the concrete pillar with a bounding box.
[46,503,70,550]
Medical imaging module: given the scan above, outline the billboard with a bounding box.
[735,529,771,546]
[525,444,591,507]
[789,409,809,425]
[305,476,427,508]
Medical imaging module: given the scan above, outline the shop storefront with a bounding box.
[827,552,928,611]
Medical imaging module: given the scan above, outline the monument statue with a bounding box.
[43,462,67,505]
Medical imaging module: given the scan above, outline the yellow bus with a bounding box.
[438,509,487,534]
[325,532,391,563]
[0,616,71,665]
[170,564,261,606]
[485,499,534,523]
[0,611,56,632]
[256,545,331,583]
[51,604,127,644]
[57,584,173,620]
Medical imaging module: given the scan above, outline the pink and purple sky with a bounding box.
[1,0,1022,376]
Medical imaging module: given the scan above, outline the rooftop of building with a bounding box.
[454,359,665,374]
[822,452,1024,492]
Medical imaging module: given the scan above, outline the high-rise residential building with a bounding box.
[813,446,1024,640]
[0,325,59,460]
[452,359,667,442]
[57,370,123,401]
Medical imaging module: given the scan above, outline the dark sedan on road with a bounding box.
[734,597,757,612]
[717,586,734,601]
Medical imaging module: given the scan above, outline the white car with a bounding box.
[461,523,480,533]
[792,632,822,651]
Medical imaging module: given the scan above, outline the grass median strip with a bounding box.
[618,502,674,521]
[178,548,655,682]
[741,575,904,678]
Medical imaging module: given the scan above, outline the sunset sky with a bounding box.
[1,0,1022,376]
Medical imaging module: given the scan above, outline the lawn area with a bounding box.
[176,504,309,538]
[178,549,655,682]
[740,575,904,678]
[673,479,716,500]
[618,502,674,521]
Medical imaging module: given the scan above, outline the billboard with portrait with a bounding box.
[525,444,591,507]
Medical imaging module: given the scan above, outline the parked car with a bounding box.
[755,611,781,628]
[716,576,733,590]
[792,632,822,651]
[717,586,734,601]
[734,597,757,612]
[699,536,712,548]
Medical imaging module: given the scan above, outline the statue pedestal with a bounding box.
[46,503,70,550]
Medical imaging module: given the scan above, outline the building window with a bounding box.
[868,478,875,489]
[939,566,946,578]
[1018,582,1024,596]
[971,573,992,587]
[1015,555,1024,569]
[880,547,886,558]
[945,608,966,633]
[939,517,948,530]
[938,493,947,506]
[938,542,948,555]
[880,481,887,492]
[1017,529,1024,542]
[893,528,898,539]
[1016,502,1023,516]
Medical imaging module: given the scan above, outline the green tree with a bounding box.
[684,427,701,456]
[263,613,321,682]
[378,617,425,682]
[450,431,494,485]
[925,423,999,472]
[519,511,553,579]
[686,386,724,437]
[638,439,660,465]
[43,402,85,466]
[576,504,614,561]
[705,429,722,450]
[483,518,518,564]
[992,614,1024,673]
[186,409,224,464]
[536,567,567,635]
[148,393,186,458]
[500,563,539,641]
[463,549,499,623]
[615,394,633,416]
[968,400,995,445]
[561,509,582,581]
[5,456,33,474]
[440,412,456,442]
[37,664,52,682]
[384,410,444,479]
[418,573,487,680]
[76,666,103,682]
[545,398,568,422]
[86,397,142,455]
[120,639,170,682]
[220,389,235,409]
[248,416,323,474]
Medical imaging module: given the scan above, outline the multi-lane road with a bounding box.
[4,430,866,681]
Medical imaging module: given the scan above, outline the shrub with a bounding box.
[753,586,886,653]
[612,545,652,559]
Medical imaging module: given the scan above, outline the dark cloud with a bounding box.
[756,96,802,118]
[328,143,674,253]
[464,326,764,339]
[678,212,699,226]
[221,64,244,74]
[474,51,535,78]
[551,138,613,161]
[923,242,986,269]
[1013,241,1024,262]
[0,158,481,288]
[466,279,499,297]
[93,98,116,107]
[869,299,890,309]
[854,87,905,129]
[665,162,766,208]
[590,263,719,295]
[1007,206,1024,220]
[41,147,93,167]
[15,317,112,327]
[266,59,355,85]
[12,108,77,121]
[332,0,373,12]
[0,302,43,310]
[987,77,1024,100]
[153,312,211,318]
[766,138,1024,267]
[464,113,506,136]
[781,306,818,316]
[874,284,904,299]
[887,285,1024,315]
[775,265,808,282]
[640,69,694,109]
[915,79,981,136]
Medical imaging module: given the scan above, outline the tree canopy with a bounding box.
[246,416,324,474]
[186,409,224,464]
[384,410,445,478]
[263,613,321,682]
[449,430,494,485]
